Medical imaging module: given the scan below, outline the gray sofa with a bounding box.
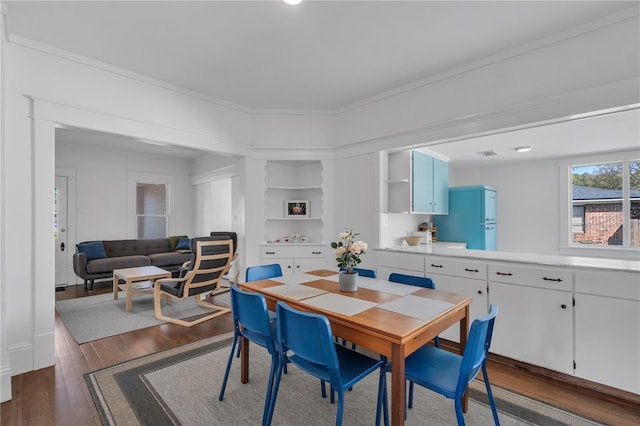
[73,237,192,291]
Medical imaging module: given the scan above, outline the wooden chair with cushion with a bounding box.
[153,237,236,327]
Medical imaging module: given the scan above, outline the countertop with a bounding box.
[375,243,640,272]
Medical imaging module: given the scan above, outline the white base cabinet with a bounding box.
[574,270,640,394]
[488,262,574,374]
[260,244,327,277]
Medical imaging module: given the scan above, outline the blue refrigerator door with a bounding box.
[435,186,496,250]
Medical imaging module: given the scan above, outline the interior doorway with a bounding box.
[54,176,68,287]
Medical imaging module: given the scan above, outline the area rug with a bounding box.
[85,333,602,426]
[56,292,230,344]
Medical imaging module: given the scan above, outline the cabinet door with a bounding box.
[432,157,449,214]
[262,258,294,277]
[429,273,487,343]
[575,294,640,394]
[489,282,573,374]
[411,150,433,213]
[294,257,326,275]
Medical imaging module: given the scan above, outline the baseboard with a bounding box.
[1,364,12,402]
[7,341,32,376]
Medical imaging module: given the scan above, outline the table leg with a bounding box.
[240,336,250,384]
[390,343,405,426]
[113,273,119,300]
[460,304,470,412]
[125,279,132,312]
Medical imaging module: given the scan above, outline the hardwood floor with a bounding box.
[1,282,639,425]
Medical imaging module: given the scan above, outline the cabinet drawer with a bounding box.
[488,262,572,291]
[260,245,326,258]
[575,270,640,300]
[425,256,487,280]
[376,251,424,272]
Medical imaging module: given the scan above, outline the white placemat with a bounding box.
[377,295,454,321]
[356,280,421,296]
[300,293,378,317]
[269,273,323,285]
[261,284,328,301]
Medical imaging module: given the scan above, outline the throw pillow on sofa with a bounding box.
[77,241,107,260]
[175,237,191,252]
[169,235,188,251]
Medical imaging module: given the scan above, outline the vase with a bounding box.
[338,270,358,292]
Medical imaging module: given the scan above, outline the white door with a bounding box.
[55,176,68,287]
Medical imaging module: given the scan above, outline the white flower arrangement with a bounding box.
[330,229,368,273]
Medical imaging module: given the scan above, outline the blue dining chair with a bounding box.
[388,273,440,347]
[388,272,441,410]
[267,301,388,426]
[240,264,283,357]
[246,263,283,282]
[340,267,377,278]
[218,286,278,426]
[376,304,500,426]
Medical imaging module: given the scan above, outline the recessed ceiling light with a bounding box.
[515,146,533,152]
[283,0,303,4]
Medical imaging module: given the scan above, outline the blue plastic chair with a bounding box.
[218,286,278,426]
[388,272,441,409]
[267,301,388,426]
[246,263,283,282]
[340,267,377,278]
[376,305,500,426]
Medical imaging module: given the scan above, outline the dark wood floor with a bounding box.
[1,282,639,425]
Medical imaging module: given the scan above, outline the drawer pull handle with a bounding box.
[543,277,563,282]
[312,251,322,255]
[430,264,443,268]
[561,304,567,309]
[496,272,512,276]
[287,265,292,269]
[296,265,300,268]
[465,268,479,273]
[477,290,483,295]
[265,251,275,255]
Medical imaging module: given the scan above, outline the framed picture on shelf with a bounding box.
[284,200,309,218]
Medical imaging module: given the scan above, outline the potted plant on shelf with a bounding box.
[331,229,368,292]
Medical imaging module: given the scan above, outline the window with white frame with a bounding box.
[136,183,168,239]
[569,160,639,248]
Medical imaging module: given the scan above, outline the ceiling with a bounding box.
[6,1,639,164]
[5,0,636,111]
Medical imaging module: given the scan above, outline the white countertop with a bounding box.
[375,243,640,272]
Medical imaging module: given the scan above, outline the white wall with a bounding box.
[55,141,196,243]
[450,159,560,255]
[334,13,640,150]
[332,153,379,272]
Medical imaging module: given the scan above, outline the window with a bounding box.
[136,183,168,239]
[570,160,639,248]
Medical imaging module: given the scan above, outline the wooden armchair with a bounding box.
[153,236,236,327]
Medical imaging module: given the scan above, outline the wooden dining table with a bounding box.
[238,269,472,426]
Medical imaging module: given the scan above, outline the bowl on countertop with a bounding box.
[404,236,424,246]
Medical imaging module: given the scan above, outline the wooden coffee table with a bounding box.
[113,266,172,312]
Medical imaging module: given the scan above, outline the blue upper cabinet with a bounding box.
[411,150,449,214]
[386,149,449,214]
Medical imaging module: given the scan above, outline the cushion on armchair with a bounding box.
[76,241,107,261]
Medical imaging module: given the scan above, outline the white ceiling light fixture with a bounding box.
[515,146,534,152]
[283,0,303,5]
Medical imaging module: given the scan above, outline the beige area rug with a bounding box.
[56,291,231,344]
[85,333,602,426]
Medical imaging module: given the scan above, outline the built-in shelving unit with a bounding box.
[264,160,324,243]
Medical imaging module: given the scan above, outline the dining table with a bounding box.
[238,269,472,426]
